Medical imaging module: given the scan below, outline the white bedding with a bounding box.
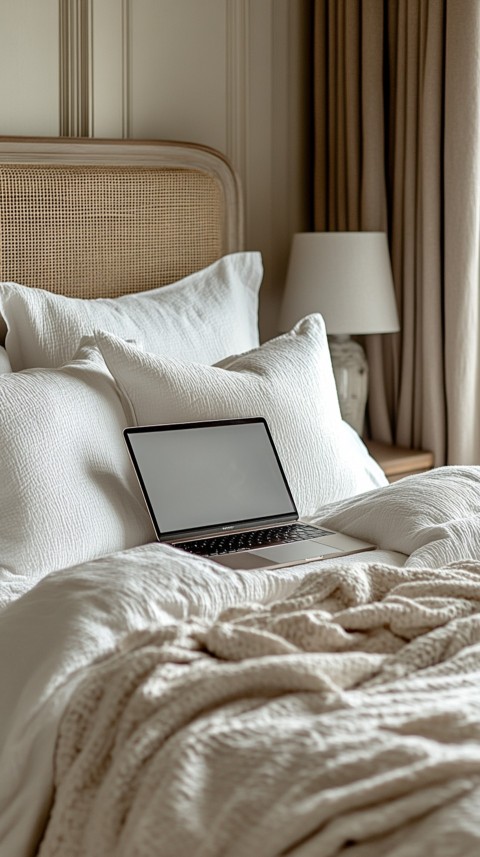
[39,562,480,857]
[2,467,480,856]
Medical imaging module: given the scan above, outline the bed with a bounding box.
[1,136,480,857]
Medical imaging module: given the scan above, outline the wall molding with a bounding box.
[121,0,131,138]
[271,0,293,270]
[59,0,93,136]
[226,0,249,191]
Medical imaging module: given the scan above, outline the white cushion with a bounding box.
[0,346,11,373]
[96,315,387,517]
[0,252,261,370]
[0,341,153,576]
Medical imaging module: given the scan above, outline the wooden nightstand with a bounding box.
[365,440,434,483]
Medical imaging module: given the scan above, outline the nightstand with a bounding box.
[365,440,434,483]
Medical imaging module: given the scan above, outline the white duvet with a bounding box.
[1,467,480,857]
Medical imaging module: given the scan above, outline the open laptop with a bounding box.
[124,417,374,570]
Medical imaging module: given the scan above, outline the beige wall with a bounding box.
[0,0,311,339]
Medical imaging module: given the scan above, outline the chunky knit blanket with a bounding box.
[38,560,480,857]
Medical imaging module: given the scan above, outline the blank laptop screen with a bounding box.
[125,420,297,537]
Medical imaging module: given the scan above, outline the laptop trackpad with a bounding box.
[210,541,333,570]
[210,539,339,569]
[212,552,279,569]
[250,540,337,564]
[210,541,339,570]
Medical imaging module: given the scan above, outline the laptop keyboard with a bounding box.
[174,523,333,557]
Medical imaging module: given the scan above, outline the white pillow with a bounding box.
[0,341,154,576]
[0,252,262,371]
[341,420,389,491]
[96,315,387,517]
[0,346,11,373]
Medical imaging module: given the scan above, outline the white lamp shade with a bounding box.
[279,232,400,335]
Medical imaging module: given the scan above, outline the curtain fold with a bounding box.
[314,0,480,465]
[444,4,480,463]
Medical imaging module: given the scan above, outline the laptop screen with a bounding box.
[124,418,297,539]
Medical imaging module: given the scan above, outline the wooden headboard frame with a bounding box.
[0,137,243,298]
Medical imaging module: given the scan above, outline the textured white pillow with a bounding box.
[0,252,261,371]
[96,315,387,517]
[0,346,11,373]
[0,341,153,576]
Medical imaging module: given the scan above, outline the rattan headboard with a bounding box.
[0,137,243,298]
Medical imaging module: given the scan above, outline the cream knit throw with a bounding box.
[38,561,480,857]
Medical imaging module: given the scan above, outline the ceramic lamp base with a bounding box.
[328,335,368,435]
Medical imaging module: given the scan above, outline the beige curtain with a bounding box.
[314,0,480,465]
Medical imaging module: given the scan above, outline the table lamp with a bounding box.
[279,232,400,435]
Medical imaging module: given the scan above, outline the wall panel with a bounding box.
[90,0,126,137]
[0,0,60,135]
[128,0,227,150]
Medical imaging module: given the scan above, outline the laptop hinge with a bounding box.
[166,516,298,544]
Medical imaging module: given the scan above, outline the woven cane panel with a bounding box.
[0,165,224,297]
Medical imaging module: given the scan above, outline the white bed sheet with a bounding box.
[1,465,480,856]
